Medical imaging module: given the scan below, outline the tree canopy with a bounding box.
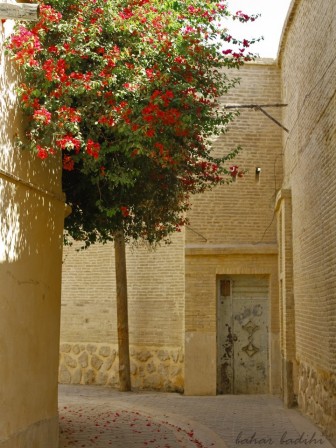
[6,0,257,246]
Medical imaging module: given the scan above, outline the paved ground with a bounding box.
[59,385,335,448]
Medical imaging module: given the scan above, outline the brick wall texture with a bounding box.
[60,59,283,393]
[183,61,283,395]
[279,0,336,438]
[186,61,283,246]
[62,233,185,347]
[60,233,185,390]
[60,0,336,438]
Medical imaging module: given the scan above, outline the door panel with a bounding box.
[217,276,269,394]
[217,287,234,393]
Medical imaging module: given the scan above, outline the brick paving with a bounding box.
[59,385,335,448]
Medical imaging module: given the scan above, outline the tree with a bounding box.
[6,0,257,391]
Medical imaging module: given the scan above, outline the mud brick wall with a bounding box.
[279,0,336,439]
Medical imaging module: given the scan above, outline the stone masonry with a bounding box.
[59,343,184,392]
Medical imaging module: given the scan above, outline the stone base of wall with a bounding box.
[298,361,336,440]
[0,416,59,448]
[59,343,184,392]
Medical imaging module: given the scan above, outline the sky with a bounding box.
[226,0,292,58]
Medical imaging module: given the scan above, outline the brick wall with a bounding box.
[184,60,283,395]
[279,0,336,438]
[60,60,283,394]
[60,232,185,390]
[186,61,283,245]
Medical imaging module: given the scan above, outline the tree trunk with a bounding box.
[114,230,131,391]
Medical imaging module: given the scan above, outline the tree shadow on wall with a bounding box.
[0,23,64,443]
[0,22,63,264]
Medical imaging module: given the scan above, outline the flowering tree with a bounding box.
[7,0,257,391]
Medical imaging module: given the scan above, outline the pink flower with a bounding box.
[33,107,51,125]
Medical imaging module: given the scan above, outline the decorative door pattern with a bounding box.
[217,275,269,394]
[241,320,260,357]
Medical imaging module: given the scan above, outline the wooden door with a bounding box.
[217,275,269,394]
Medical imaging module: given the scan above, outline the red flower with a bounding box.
[57,135,81,152]
[229,165,239,176]
[235,11,250,22]
[57,106,81,123]
[42,59,55,81]
[86,139,100,159]
[93,7,104,15]
[120,206,130,217]
[40,4,62,23]
[119,8,134,19]
[229,165,244,178]
[48,46,58,53]
[63,155,75,171]
[98,115,115,127]
[146,129,155,137]
[145,69,154,79]
[154,142,164,155]
[36,145,49,160]
[32,98,40,109]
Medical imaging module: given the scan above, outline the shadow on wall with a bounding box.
[0,23,24,263]
[0,23,63,448]
[0,22,63,263]
[0,22,21,163]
